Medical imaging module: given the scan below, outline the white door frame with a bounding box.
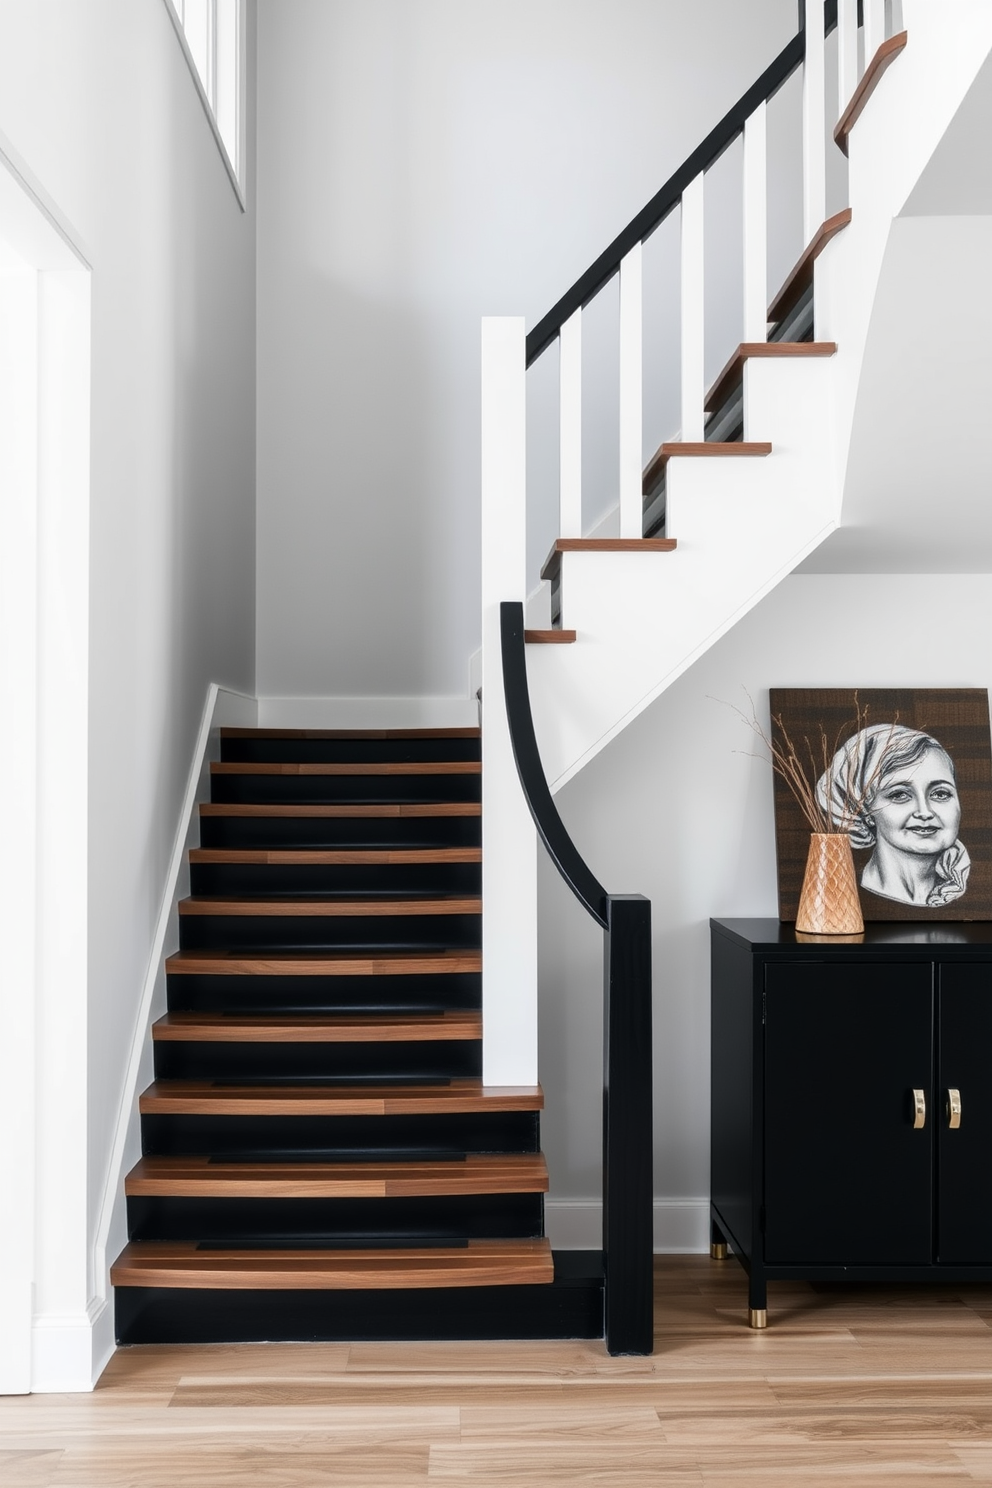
[0,136,91,1395]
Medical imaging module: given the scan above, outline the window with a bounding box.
[165,0,246,207]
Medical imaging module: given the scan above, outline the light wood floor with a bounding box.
[5,1255,992,1485]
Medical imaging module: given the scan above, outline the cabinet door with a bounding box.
[764,961,933,1265]
[938,964,992,1262]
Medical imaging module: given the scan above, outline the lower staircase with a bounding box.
[112,727,603,1343]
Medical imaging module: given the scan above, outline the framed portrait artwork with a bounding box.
[770,688,992,922]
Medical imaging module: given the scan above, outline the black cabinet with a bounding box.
[711,919,992,1326]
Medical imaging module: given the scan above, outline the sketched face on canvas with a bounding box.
[816,724,970,908]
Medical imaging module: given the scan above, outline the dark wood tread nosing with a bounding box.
[767,208,852,323]
[188,849,481,868]
[704,342,838,414]
[834,32,908,156]
[137,1078,544,1115]
[111,1237,554,1290]
[123,1152,550,1198]
[152,1011,483,1043]
[211,761,481,777]
[165,950,482,977]
[199,803,482,818]
[525,629,577,644]
[221,728,480,740]
[177,896,482,918]
[540,538,677,583]
[642,441,772,494]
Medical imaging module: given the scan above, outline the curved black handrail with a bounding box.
[499,601,654,1356]
[500,603,608,928]
[524,1,840,368]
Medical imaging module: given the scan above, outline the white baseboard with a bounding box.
[257,696,478,729]
[545,1198,710,1253]
[87,684,257,1387]
[31,1295,114,1393]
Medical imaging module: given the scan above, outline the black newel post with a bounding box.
[603,894,654,1356]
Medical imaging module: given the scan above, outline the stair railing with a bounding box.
[500,601,653,1356]
[485,0,896,561]
[479,0,900,1343]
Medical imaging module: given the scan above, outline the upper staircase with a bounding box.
[484,1,992,795]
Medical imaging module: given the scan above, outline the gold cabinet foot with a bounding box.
[748,1307,768,1330]
[710,1242,727,1260]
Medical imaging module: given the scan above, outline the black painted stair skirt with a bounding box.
[112,727,604,1344]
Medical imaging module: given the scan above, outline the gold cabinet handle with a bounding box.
[912,1089,926,1129]
[947,1088,962,1130]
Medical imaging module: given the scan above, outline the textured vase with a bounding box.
[795,833,865,936]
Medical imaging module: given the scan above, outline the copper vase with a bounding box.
[795,833,864,936]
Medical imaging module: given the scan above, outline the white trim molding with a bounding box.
[161,0,247,210]
[86,684,257,1389]
[545,1199,710,1254]
[257,696,478,730]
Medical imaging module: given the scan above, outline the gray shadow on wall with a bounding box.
[256,276,437,697]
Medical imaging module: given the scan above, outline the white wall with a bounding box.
[540,573,992,1249]
[255,0,797,704]
[0,0,257,1385]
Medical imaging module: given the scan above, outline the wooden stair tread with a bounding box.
[111,1238,553,1290]
[704,342,837,414]
[152,1011,482,1043]
[189,847,481,865]
[200,802,481,818]
[138,1078,543,1116]
[540,538,677,584]
[642,441,772,495]
[211,761,480,777]
[525,629,576,644]
[165,948,481,976]
[221,728,480,740]
[124,1152,549,1197]
[834,32,908,156]
[178,896,482,917]
[767,209,852,324]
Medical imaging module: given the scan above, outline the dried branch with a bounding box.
[716,691,900,836]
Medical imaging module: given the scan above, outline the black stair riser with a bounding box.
[115,1259,603,1345]
[190,863,481,898]
[141,1112,540,1158]
[152,1039,481,1082]
[166,971,481,1015]
[210,775,481,806]
[199,815,481,850]
[178,914,481,954]
[126,1193,544,1244]
[220,737,481,765]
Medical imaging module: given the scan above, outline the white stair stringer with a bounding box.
[527,0,992,795]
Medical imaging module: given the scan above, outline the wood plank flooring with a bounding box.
[7,1256,992,1485]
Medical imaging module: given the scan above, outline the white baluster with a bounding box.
[680,173,705,443]
[837,0,859,118]
[742,102,768,343]
[480,317,537,1087]
[863,0,885,63]
[618,243,643,537]
[559,308,582,538]
[803,0,826,242]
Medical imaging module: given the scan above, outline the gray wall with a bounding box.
[0,0,258,1269]
[539,573,992,1244]
[255,0,798,701]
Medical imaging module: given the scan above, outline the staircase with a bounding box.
[481,0,992,1094]
[109,0,992,1357]
[112,728,603,1343]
